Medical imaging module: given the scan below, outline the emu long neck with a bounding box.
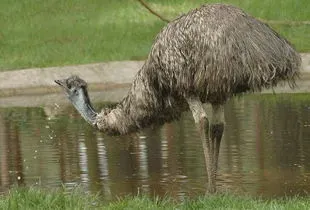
[96,65,164,135]
[71,89,97,125]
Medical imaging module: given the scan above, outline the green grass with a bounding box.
[0,0,309,71]
[1,187,310,210]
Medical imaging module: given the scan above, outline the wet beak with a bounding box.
[54,79,69,92]
[55,79,64,86]
[55,79,68,89]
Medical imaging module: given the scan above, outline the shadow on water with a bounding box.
[1,93,310,200]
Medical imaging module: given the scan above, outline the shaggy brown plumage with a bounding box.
[92,4,301,134]
[56,3,301,134]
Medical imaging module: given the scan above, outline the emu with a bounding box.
[55,3,301,193]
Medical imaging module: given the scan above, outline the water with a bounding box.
[1,93,310,200]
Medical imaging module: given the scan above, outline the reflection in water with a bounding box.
[0,113,9,191]
[1,94,310,199]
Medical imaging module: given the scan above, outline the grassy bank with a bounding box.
[1,187,310,210]
[0,0,309,71]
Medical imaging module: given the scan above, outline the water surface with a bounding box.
[1,93,310,200]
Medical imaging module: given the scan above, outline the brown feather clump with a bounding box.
[97,4,301,134]
[148,4,300,103]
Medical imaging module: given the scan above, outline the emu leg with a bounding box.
[186,97,216,193]
[210,104,225,179]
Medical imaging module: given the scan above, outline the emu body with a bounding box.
[55,4,301,193]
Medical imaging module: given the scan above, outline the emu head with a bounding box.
[55,75,87,99]
[55,75,97,125]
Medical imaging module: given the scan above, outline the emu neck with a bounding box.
[70,89,97,125]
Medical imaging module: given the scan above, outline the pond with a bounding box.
[1,93,310,200]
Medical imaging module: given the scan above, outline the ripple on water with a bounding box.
[2,94,310,199]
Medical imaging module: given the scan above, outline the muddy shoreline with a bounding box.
[1,54,310,107]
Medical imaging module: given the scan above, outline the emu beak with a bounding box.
[55,79,66,87]
[55,79,69,92]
